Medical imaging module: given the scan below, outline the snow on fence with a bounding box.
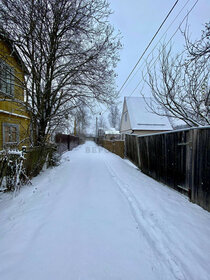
[55,134,79,155]
[125,127,210,211]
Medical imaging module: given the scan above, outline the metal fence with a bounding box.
[125,127,210,211]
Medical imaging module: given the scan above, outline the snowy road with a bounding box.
[0,141,210,280]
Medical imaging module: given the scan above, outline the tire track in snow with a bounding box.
[104,159,186,280]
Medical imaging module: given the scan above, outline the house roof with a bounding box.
[105,128,120,135]
[0,33,29,74]
[125,97,173,131]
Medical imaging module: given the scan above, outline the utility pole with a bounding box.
[95,117,98,137]
[74,119,77,136]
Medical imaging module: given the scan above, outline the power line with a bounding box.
[118,0,179,95]
[129,0,199,97]
[122,0,192,93]
[98,0,198,117]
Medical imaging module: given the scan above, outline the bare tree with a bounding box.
[74,105,90,136]
[98,115,107,130]
[144,23,209,127]
[185,21,210,62]
[0,0,121,145]
[108,104,120,129]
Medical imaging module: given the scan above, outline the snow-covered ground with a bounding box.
[0,141,209,280]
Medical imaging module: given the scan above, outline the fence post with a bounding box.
[67,135,70,151]
[135,135,141,169]
[186,129,193,199]
[124,134,127,158]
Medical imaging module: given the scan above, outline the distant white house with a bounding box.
[104,128,121,140]
[120,97,173,136]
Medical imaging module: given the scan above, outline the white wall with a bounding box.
[120,100,132,133]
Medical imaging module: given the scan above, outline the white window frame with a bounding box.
[0,59,15,97]
[2,123,19,146]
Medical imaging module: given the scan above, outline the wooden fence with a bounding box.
[24,145,57,177]
[55,134,79,154]
[96,138,124,158]
[125,127,210,211]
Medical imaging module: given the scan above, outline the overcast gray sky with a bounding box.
[88,0,210,133]
[109,0,210,99]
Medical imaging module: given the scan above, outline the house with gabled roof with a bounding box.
[120,97,173,136]
[0,34,30,150]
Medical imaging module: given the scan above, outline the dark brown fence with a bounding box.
[55,134,79,154]
[125,127,210,211]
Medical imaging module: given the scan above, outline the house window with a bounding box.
[3,123,19,145]
[0,60,14,96]
[125,112,127,122]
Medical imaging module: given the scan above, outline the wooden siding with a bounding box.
[0,39,30,150]
[0,113,30,150]
[120,101,132,133]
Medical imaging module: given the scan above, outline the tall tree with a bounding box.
[98,115,107,130]
[0,0,121,144]
[74,105,90,136]
[108,104,120,129]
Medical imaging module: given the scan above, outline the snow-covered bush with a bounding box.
[48,150,60,167]
[0,145,59,193]
[23,145,59,178]
[0,149,30,193]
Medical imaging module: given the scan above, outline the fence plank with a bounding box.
[97,139,124,158]
[125,127,210,211]
[191,128,210,211]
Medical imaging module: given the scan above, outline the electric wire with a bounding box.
[121,0,192,94]
[129,0,199,97]
[118,0,179,95]
[97,0,199,118]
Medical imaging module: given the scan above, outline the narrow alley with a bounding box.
[0,142,209,280]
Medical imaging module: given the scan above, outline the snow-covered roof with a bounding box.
[125,97,172,131]
[105,130,120,135]
[0,110,30,119]
[0,34,29,74]
[105,127,120,135]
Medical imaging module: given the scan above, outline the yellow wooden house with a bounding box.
[0,35,30,150]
